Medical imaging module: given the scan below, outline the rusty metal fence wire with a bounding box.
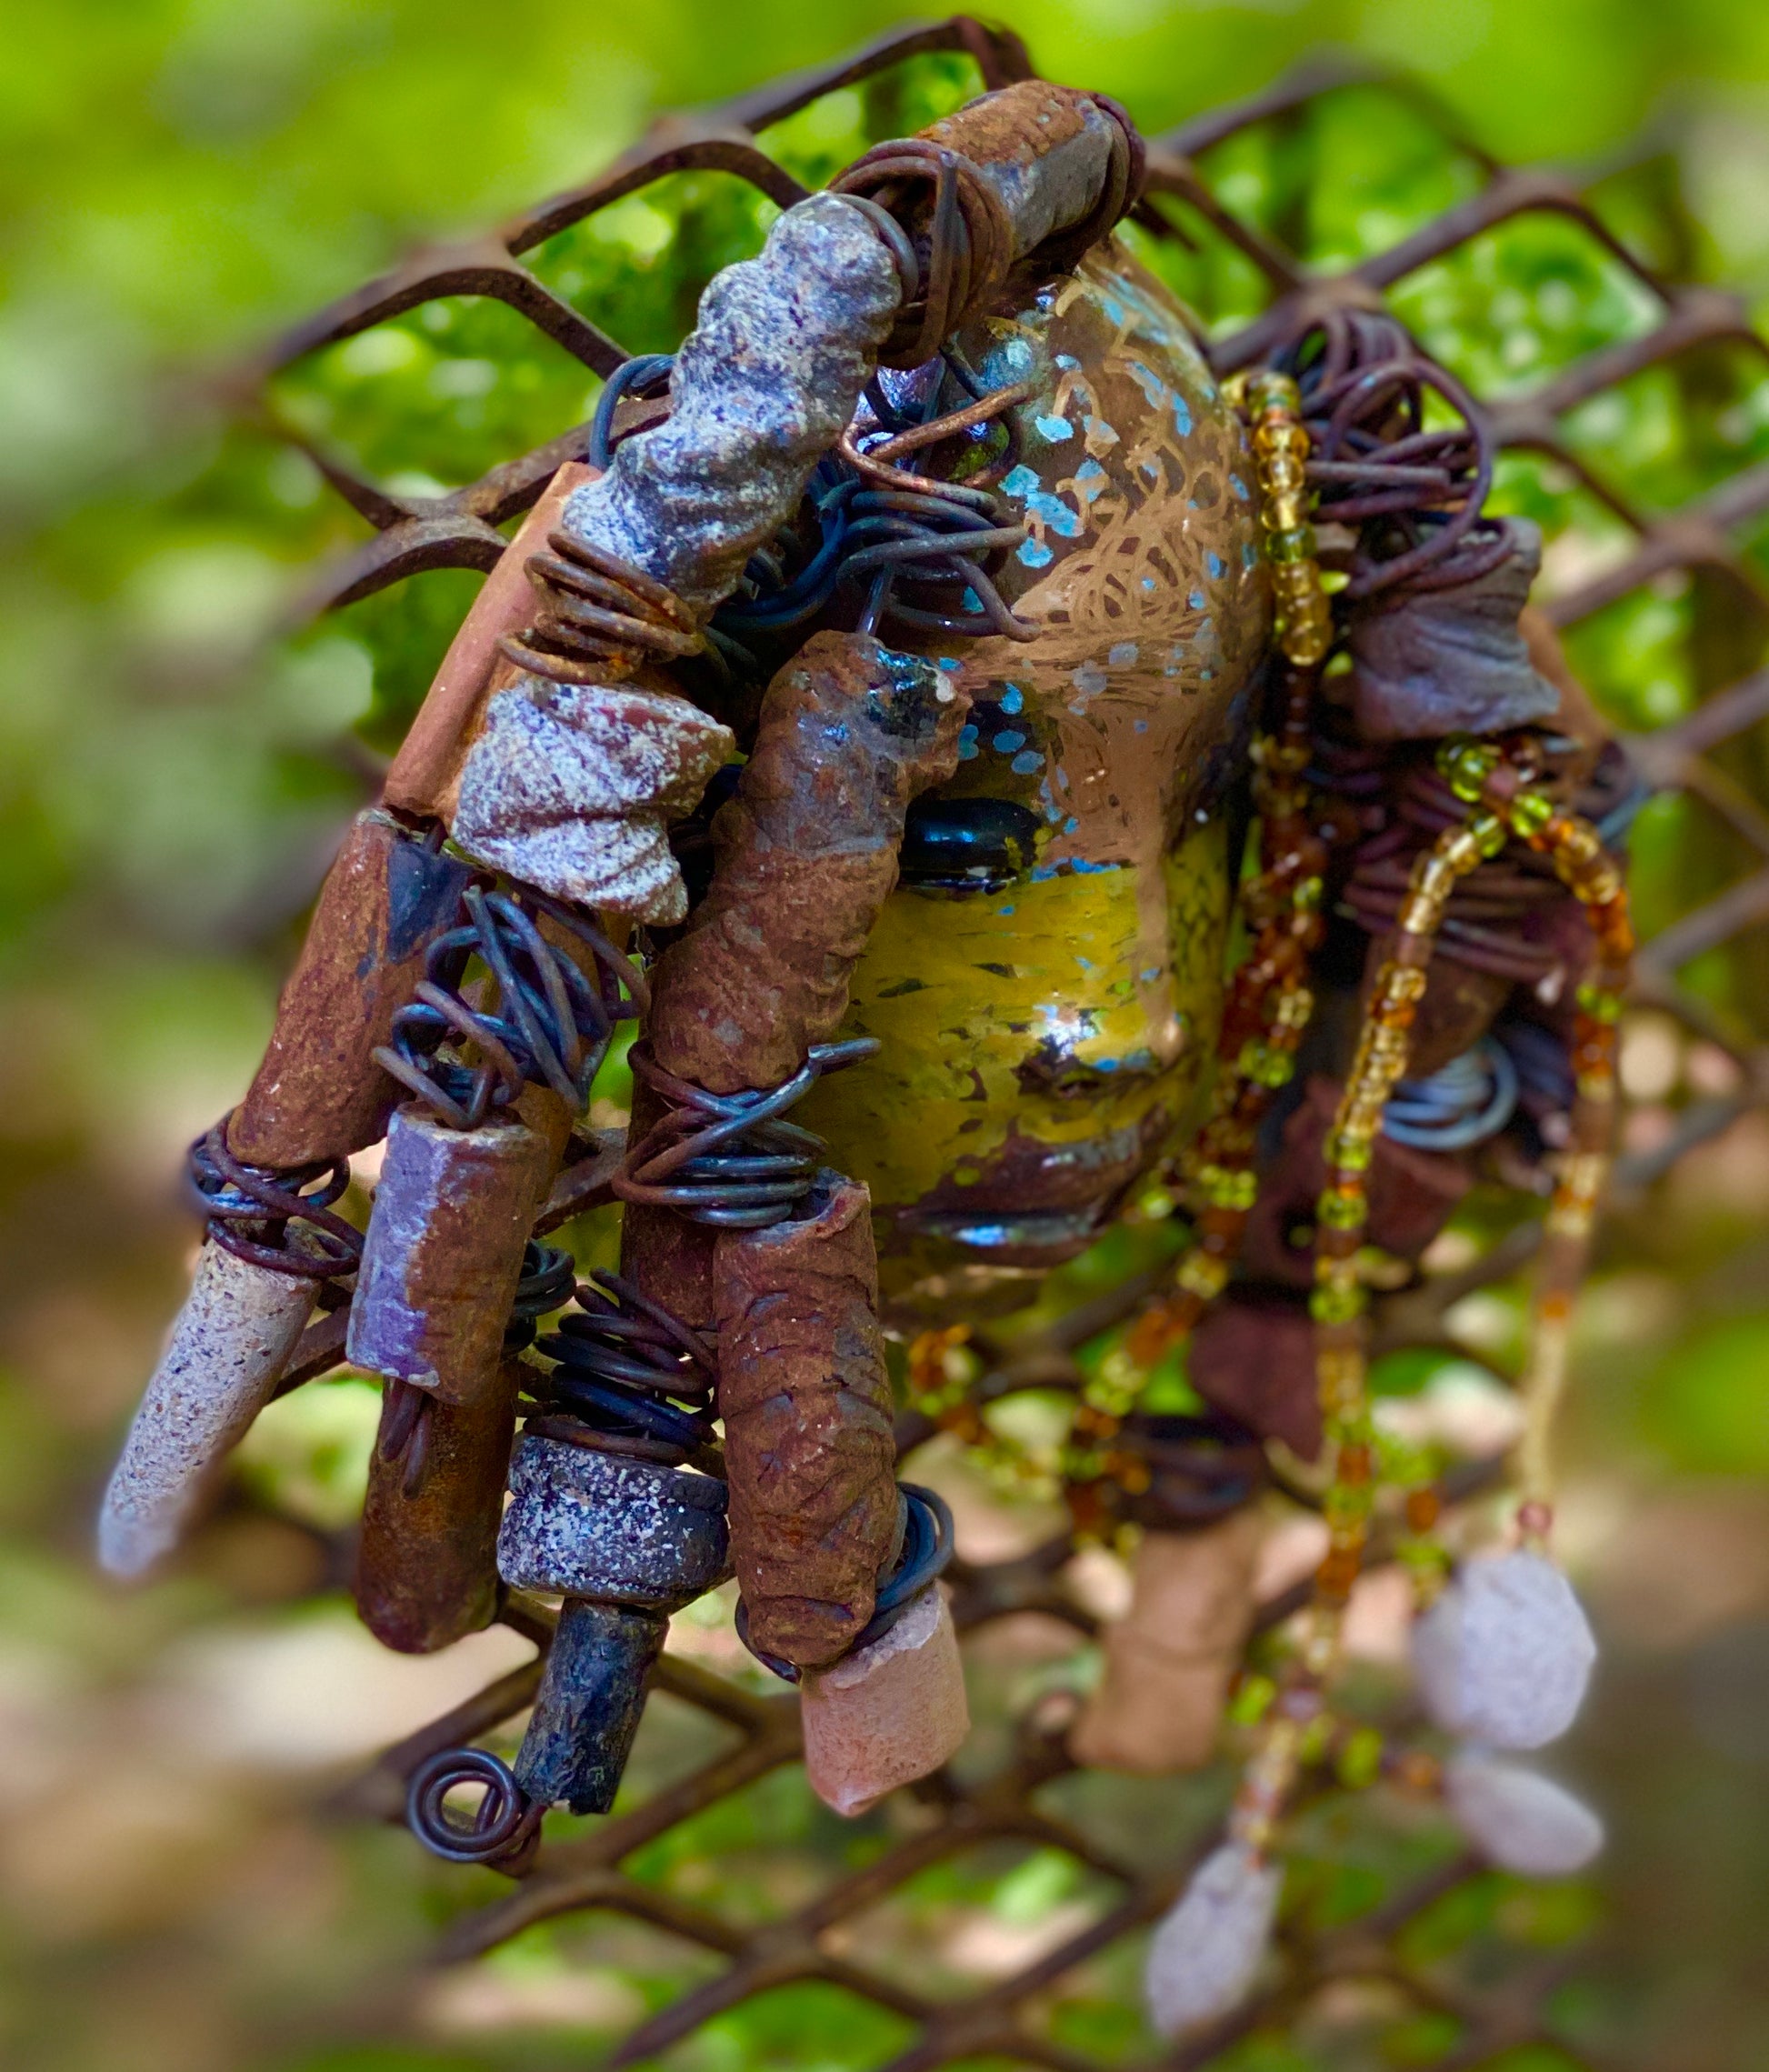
[242,18,1769,2068]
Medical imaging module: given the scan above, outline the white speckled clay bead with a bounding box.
[1412,1549,1596,1749]
[98,1237,316,1578]
[1444,1750,1604,1877]
[1145,1842,1282,2037]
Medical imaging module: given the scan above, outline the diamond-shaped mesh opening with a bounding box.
[1558,343,1769,515]
[271,296,608,493]
[1388,211,1666,395]
[829,1842,1127,2003]
[1179,78,1492,270]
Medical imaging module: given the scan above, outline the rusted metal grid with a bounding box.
[258,18,1769,2070]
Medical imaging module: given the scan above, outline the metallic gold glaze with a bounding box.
[797,245,1273,1316]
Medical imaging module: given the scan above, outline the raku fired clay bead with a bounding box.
[353,1355,526,1655]
[347,1106,555,1405]
[1145,1842,1283,2038]
[800,1584,970,1816]
[1444,1751,1604,1877]
[1411,1548,1597,1749]
[1069,1506,1264,1775]
[712,1174,898,1669]
[227,810,474,1170]
[498,1436,730,1814]
[99,1237,317,1577]
[448,679,735,925]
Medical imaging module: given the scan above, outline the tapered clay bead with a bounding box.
[99,1238,318,1577]
[227,810,474,1170]
[347,1106,554,1405]
[353,1355,526,1654]
[1069,1506,1264,1775]
[712,1173,897,1668]
[800,1585,970,1816]
[382,462,598,820]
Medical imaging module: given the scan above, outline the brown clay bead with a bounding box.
[647,631,970,1096]
[354,1354,525,1653]
[227,811,474,1169]
[347,1106,555,1406]
[712,1174,898,1669]
[1068,1506,1264,1775]
[800,1585,970,1816]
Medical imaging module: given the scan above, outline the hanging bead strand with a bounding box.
[1442,736,1634,1549]
[1229,784,1507,1854]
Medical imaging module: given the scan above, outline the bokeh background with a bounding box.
[6,3,1769,2068]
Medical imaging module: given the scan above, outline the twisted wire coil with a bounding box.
[190,1122,364,1280]
[375,884,647,1132]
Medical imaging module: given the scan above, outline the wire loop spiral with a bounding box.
[1384,1036,1521,1151]
[613,1038,880,1229]
[406,1747,542,1868]
[1270,309,1504,601]
[374,885,647,1132]
[188,1121,364,1279]
[706,361,1037,668]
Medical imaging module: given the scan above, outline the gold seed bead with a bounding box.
[1473,811,1508,859]
[1314,1253,1362,1296]
[1197,1162,1259,1210]
[1267,525,1318,564]
[1324,1128,1374,1172]
[1176,1250,1232,1302]
[1311,1280,1367,1325]
[1274,983,1316,1028]
[1245,369,1303,415]
[1316,1188,1367,1231]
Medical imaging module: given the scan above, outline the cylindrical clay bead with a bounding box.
[712,1173,898,1669]
[99,1238,317,1577]
[228,810,473,1169]
[647,631,969,1094]
[353,1355,525,1654]
[347,1106,555,1405]
[800,1584,970,1816]
[1069,1506,1264,1775]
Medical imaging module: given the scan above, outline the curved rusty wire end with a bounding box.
[406,1747,543,1870]
[832,139,1014,369]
